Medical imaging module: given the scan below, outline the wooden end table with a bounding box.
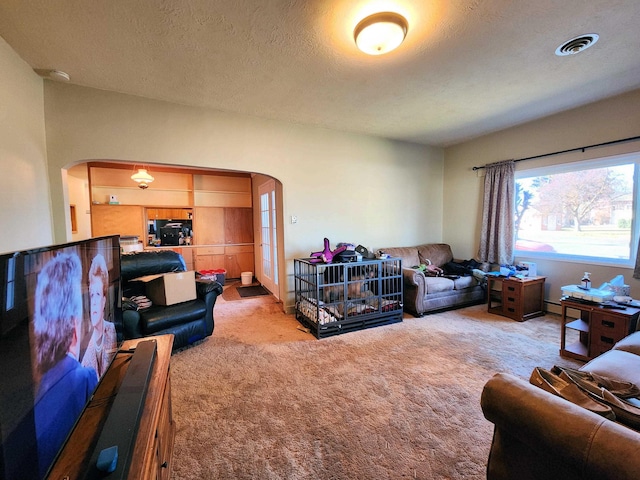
[487,275,546,321]
[560,297,640,362]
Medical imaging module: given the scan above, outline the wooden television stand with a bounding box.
[48,334,175,480]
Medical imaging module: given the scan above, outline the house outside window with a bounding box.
[514,152,639,267]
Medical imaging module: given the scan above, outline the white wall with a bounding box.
[67,164,92,241]
[0,37,52,253]
[443,89,640,310]
[42,82,443,309]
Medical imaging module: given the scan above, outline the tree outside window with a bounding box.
[515,161,635,261]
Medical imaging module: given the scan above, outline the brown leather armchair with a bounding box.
[481,331,640,480]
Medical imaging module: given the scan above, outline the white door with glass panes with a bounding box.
[258,180,278,298]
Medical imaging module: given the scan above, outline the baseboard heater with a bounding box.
[83,339,157,480]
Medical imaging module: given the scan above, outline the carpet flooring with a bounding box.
[169,295,581,479]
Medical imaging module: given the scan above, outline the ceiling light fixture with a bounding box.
[555,34,599,56]
[354,12,408,55]
[33,69,71,82]
[48,70,71,82]
[131,168,154,189]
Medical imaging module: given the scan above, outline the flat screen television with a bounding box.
[0,235,123,480]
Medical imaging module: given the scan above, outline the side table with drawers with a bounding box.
[560,297,640,362]
[487,275,546,322]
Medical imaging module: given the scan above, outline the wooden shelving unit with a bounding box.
[89,166,194,207]
[193,174,252,207]
[86,163,256,278]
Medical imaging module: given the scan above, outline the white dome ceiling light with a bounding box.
[354,12,408,56]
[555,34,599,56]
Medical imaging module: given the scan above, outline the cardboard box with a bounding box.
[133,271,196,306]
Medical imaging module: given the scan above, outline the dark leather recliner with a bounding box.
[120,250,223,350]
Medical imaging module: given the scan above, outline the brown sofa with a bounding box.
[481,331,640,480]
[380,243,485,316]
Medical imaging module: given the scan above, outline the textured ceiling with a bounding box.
[1,0,640,146]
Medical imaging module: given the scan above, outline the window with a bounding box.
[515,153,639,266]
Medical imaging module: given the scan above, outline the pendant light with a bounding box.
[131,168,154,189]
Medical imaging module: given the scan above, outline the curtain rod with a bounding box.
[471,135,640,171]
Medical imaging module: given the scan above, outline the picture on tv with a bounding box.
[0,235,123,480]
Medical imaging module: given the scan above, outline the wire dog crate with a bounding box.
[294,257,403,339]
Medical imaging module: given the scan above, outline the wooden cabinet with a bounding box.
[194,245,254,278]
[91,204,145,239]
[487,275,546,321]
[88,165,254,257]
[48,335,175,480]
[194,207,225,245]
[193,207,254,278]
[561,298,640,361]
[88,166,255,279]
[224,207,253,244]
[147,208,192,220]
[194,246,226,272]
[153,375,174,480]
[194,207,253,245]
[224,244,255,278]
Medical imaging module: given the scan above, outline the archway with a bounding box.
[64,161,285,302]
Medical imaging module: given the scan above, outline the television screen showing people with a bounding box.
[82,253,117,379]
[0,235,121,480]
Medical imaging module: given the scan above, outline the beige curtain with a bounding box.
[478,160,515,265]
[634,241,640,279]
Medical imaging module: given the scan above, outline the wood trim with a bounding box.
[87,161,251,177]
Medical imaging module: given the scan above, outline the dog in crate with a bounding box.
[322,264,375,303]
[321,264,344,303]
[347,264,375,299]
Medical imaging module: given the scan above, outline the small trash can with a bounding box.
[241,271,253,286]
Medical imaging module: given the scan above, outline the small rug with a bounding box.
[237,285,270,298]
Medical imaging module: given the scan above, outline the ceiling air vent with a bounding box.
[555,34,599,56]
